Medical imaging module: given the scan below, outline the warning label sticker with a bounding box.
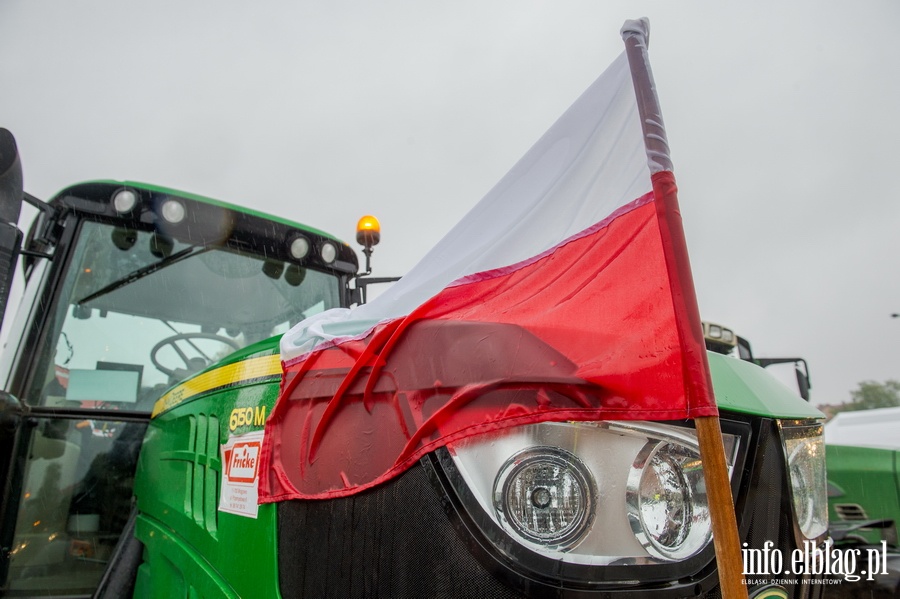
[219,429,265,519]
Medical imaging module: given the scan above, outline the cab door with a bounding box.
[0,402,149,596]
[0,216,154,597]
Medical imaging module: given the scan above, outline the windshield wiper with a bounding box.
[76,246,210,306]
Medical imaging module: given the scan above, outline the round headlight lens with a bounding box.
[290,236,310,260]
[626,441,710,560]
[112,189,138,213]
[161,199,186,224]
[493,447,595,550]
[320,241,337,264]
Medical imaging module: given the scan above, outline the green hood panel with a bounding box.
[708,352,824,420]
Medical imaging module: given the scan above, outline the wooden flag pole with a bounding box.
[621,19,748,599]
[696,416,748,597]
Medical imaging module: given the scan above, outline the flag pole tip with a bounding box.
[621,18,650,44]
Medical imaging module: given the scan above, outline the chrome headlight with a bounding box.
[626,440,710,560]
[779,420,828,541]
[494,447,596,550]
[448,420,740,565]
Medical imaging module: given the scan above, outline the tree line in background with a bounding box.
[831,379,900,414]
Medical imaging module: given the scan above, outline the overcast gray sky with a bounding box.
[2,1,898,407]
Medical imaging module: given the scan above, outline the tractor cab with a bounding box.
[0,176,359,596]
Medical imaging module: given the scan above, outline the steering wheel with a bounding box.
[151,332,240,377]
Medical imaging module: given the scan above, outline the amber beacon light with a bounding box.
[356,215,381,249]
[356,215,381,275]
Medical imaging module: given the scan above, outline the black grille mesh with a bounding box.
[277,463,525,599]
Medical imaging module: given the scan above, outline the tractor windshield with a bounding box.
[26,219,342,411]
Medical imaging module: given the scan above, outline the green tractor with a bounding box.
[0,129,828,598]
[823,407,900,597]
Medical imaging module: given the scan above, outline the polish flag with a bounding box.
[259,50,716,501]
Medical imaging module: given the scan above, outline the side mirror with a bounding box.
[756,356,812,402]
[0,129,25,331]
[795,369,810,401]
[795,362,811,402]
[0,129,23,225]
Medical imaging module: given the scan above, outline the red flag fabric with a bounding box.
[259,52,716,501]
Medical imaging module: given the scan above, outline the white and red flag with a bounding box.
[259,48,717,502]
